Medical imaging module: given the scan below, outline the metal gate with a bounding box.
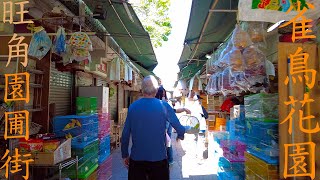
[49,62,73,116]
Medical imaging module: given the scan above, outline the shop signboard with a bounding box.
[278,1,318,179]
[0,1,35,179]
[239,0,320,23]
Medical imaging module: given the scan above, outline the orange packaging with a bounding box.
[43,140,60,152]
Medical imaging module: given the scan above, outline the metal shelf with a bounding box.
[30,157,79,180]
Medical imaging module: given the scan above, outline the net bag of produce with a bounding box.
[28,27,52,60]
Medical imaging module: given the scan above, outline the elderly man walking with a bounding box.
[121,75,186,180]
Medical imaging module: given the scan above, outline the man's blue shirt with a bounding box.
[121,98,185,161]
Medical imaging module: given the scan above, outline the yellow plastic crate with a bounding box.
[245,152,279,180]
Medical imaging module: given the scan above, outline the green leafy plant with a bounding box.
[132,0,172,48]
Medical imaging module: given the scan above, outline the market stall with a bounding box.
[176,0,320,179]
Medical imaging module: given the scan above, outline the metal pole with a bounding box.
[76,156,79,180]
[187,0,219,67]
[209,9,238,12]
[108,0,142,55]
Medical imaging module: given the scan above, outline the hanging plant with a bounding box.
[109,87,115,97]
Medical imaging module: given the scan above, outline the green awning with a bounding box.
[132,62,159,80]
[178,62,205,80]
[59,0,157,71]
[178,0,238,70]
[86,0,158,71]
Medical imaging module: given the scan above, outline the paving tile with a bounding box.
[111,132,218,180]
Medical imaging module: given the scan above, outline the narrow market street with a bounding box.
[112,133,218,180]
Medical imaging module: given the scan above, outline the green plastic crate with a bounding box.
[76,97,98,115]
[63,153,98,179]
[244,93,279,122]
[72,139,99,158]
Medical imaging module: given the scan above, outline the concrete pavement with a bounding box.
[111,133,218,180]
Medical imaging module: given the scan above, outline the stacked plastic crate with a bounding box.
[229,105,246,141]
[216,105,246,180]
[58,97,99,179]
[218,156,245,180]
[217,139,246,180]
[97,111,112,180]
[244,93,279,179]
[53,114,99,179]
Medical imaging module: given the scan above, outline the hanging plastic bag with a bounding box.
[221,68,235,96]
[231,24,252,50]
[246,22,267,49]
[28,27,52,60]
[52,27,66,56]
[69,32,93,50]
[69,32,93,62]
[217,41,233,69]
[207,74,217,95]
[243,45,265,69]
[226,47,245,73]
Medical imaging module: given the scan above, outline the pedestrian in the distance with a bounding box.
[121,75,186,180]
[155,82,191,166]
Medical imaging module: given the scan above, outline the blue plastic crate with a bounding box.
[99,135,111,150]
[72,136,99,149]
[218,157,244,170]
[212,131,229,145]
[245,121,278,145]
[217,166,244,180]
[98,151,111,165]
[230,105,245,122]
[55,121,99,139]
[53,114,98,132]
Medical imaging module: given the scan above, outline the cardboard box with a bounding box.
[30,139,71,165]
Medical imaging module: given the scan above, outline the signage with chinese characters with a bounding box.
[0,1,34,179]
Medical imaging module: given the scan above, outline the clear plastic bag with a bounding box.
[243,45,265,69]
[226,47,245,73]
[28,28,52,60]
[232,72,249,93]
[206,53,218,74]
[231,24,252,50]
[217,41,233,69]
[247,22,266,43]
[221,68,235,96]
[52,27,66,56]
[245,60,267,86]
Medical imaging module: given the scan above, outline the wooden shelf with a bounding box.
[26,69,44,75]
[30,83,43,88]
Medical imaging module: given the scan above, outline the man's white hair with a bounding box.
[142,75,159,96]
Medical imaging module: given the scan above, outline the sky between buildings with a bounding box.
[153,0,192,91]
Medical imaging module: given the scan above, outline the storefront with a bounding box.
[0,0,157,179]
[176,0,320,179]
